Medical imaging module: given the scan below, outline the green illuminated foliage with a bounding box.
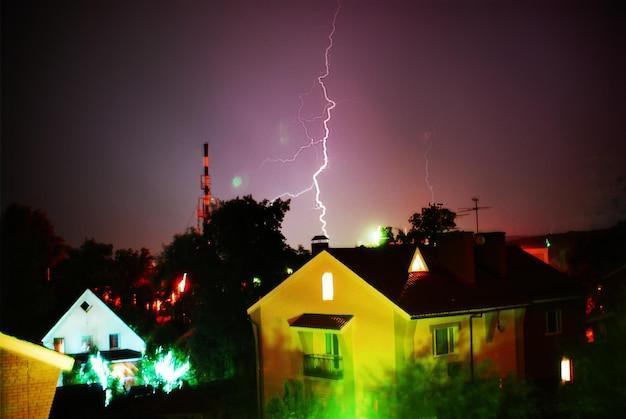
[266,380,345,419]
[63,352,123,406]
[368,361,535,419]
[267,362,536,419]
[138,346,196,393]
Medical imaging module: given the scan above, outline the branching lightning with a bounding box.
[261,93,323,166]
[423,131,435,204]
[268,0,341,237]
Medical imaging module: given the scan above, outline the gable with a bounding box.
[42,289,145,352]
[247,251,410,319]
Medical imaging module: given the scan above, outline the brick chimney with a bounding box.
[432,232,475,284]
[311,235,329,256]
[474,232,507,279]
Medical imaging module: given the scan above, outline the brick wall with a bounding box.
[0,349,61,419]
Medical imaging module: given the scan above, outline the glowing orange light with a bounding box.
[153,299,162,313]
[521,247,549,264]
[177,273,187,293]
[585,327,595,343]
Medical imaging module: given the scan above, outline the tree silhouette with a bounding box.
[1,204,65,340]
[408,203,457,246]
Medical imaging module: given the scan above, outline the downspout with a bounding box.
[249,315,263,419]
[469,313,483,381]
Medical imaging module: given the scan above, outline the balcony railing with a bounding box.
[303,354,343,380]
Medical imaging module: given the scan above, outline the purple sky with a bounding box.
[3,0,625,252]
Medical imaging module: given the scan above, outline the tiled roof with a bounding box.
[289,313,353,330]
[327,243,581,317]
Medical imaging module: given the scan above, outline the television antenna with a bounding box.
[458,197,491,233]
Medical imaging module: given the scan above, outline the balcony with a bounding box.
[303,354,343,380]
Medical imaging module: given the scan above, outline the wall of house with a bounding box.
[251,252,403,415]
[42,291,145,354]
[0,349,62,419]
[524,299,584,383]
[409,308,523,379]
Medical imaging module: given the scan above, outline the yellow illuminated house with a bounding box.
[247,232,582,415]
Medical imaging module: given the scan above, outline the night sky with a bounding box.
[3,0,625,252]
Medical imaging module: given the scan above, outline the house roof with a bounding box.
[326,244,581,317]
[42,289,146,350]
[0,332,74,371]
[289,314,353,330]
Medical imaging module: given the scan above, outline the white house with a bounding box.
[42,289,146,362]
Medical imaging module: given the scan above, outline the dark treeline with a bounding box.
[0,197,309,386]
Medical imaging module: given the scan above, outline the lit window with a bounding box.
[546,309,562,335]
[81,335,93,352]
[109,333,120,349]
[433,326,457,356]
[322,272,334,301]
[53,337,65,353]
[561,356,573,383]
[409,248,428,272]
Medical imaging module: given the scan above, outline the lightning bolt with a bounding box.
[261,92,323,166]
[423,131,435,204]
[269,0,341,238]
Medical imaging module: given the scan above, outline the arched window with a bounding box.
[322,272,334,301]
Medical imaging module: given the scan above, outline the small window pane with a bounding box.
[448,328,455,352]
[435,328,449,355]
[546,310,562,334]
[53,338,65,353]
[109,333,119,349]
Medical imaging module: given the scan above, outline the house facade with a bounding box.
[247,232,582,415]
[42,289,146,378]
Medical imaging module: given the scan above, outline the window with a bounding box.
[561,356,573,383]
[80,301,92,312]
[303,332,342,379]
[81,335,93,352]
[546,309,562,335]
[109,333,120,349]
[322,272,334,301]
[53,337,65,353]
[433,326,457,356]
[325,333,340,359]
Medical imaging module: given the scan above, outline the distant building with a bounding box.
[1,332,74,418]
[42,289,146,385]
[247,232,583,416]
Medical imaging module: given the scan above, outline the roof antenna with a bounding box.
[458,197,491,233]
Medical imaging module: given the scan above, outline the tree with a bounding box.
[408,203,457,246]
[205,195,292,298]
[156,196,301,384]
[0,204,65,340]
[54,239,115,309]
